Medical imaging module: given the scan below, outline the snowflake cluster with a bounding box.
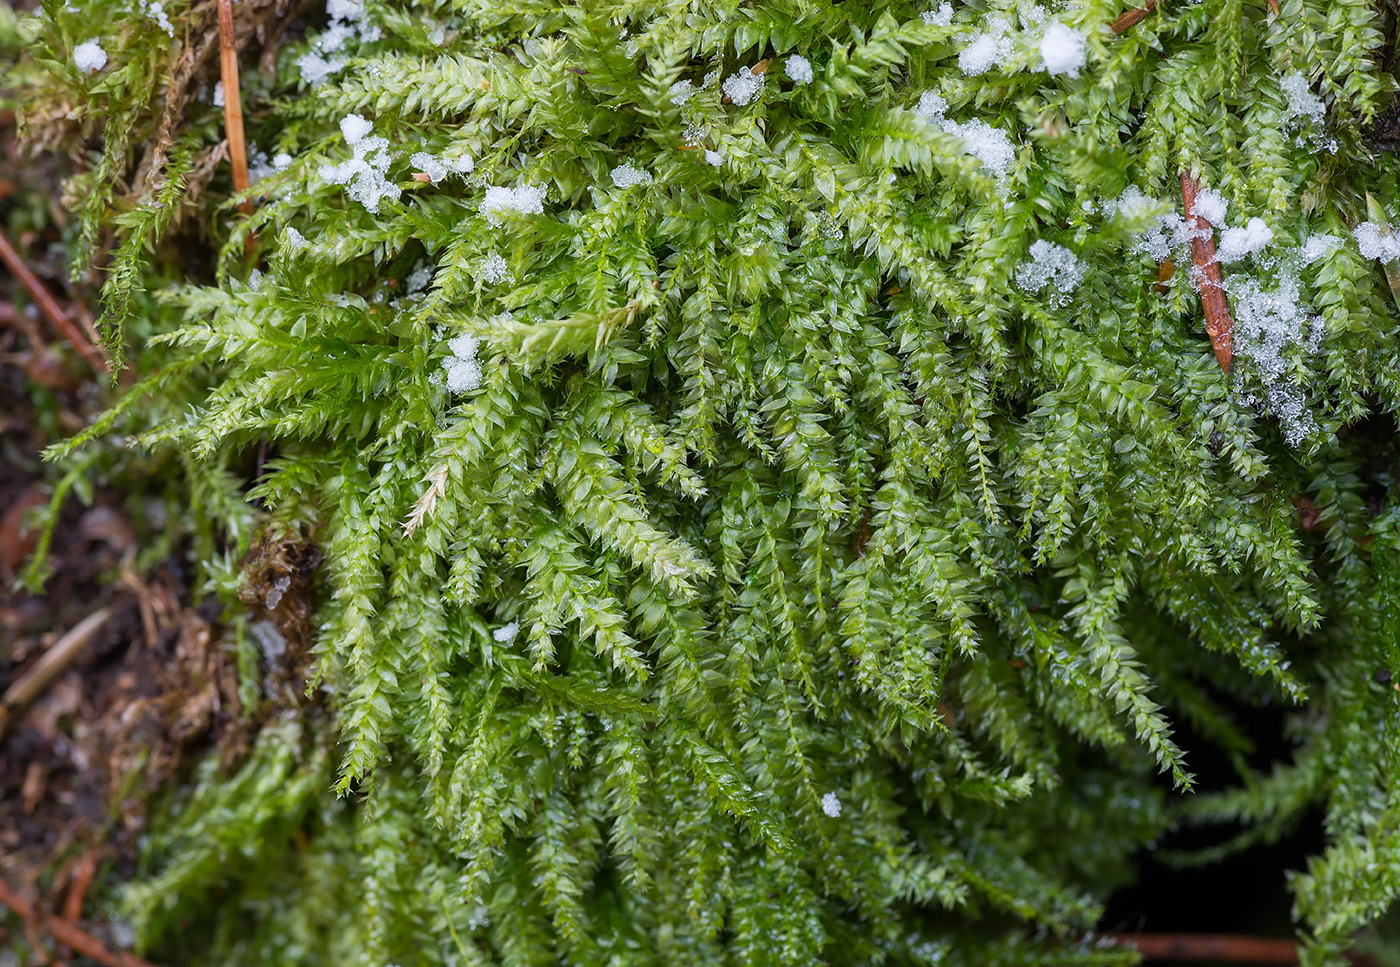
[319,115,401,212]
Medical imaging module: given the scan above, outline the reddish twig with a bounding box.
[1110,0,1158,34]
[0,228,108,375]
[0,876,160,967]
[217,0,253,217]
[1107,932,1296,964]
[1180,170,1234,373]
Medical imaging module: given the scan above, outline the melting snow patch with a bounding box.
[1040,22,1086,78]
[786,54,813,84]
[1016,240,1086,304]
[74,40,107,73]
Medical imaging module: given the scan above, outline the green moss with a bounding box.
[17,0,1400,963]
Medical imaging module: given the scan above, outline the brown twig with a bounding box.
[0,228,108,375]
[1110,0,1158,34]
[217,0,253,216]
[0,607,113,741]
[0,876,159,967]
[1107,932,1296,963]
[1180,170,1234,373]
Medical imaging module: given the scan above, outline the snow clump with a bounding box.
[958,15,1014,76]
[915,92,1017,181]
[320,116,400,212]
[1215,217,1273,264]
[492,621,520,643]
[1190,188,1228,227]
[1015,240,1086,304]
[283,227,309,253]
[821,792,842,817]
[722,67,765,105]
[669,79,694,105]
[477,253,510,285]
[1353,222,1400,263]
[410,151,450,183]
[786,54,813,85]
[1230,272,1323,446]
[1280,72,1325,127]
[74,40,107,73]
[297,0,379,85]
[481,184,546,224]
[922,2,955,26]
[140,0,174,36]
[212,81,225,107]
[340,113,373,144]
[610,162,653,188]
[443,334,482,393]
[1040,21,1086,78]
[704,149,723,166]
[1301,234,1343,265]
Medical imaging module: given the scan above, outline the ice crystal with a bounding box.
[669,80,694,105]
[1301,233,1343,265]
[477,253,509,284]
